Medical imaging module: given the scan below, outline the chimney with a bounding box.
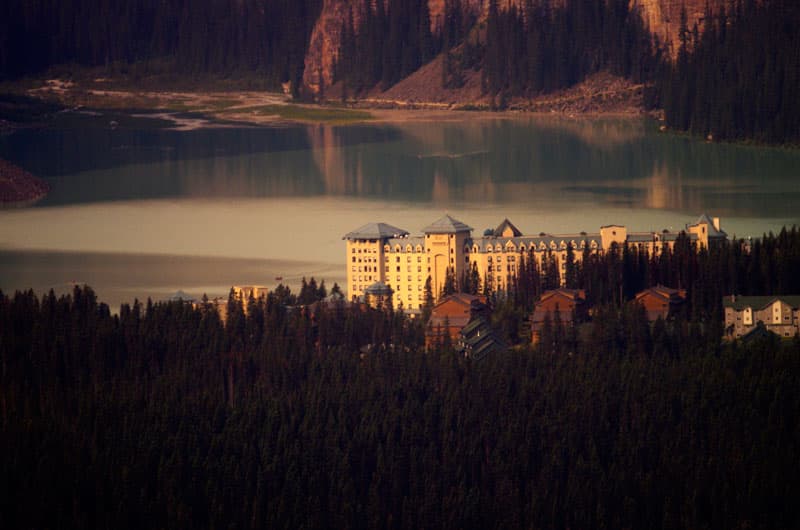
[713,217,721,231]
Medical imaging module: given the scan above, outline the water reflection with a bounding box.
[1,115,799,221]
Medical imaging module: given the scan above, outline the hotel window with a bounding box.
[352,257,356,262]
[418,285,422,291]
[407,266,411,272]
[396,276,401,282]
[408,294,413,300]
[450,258,454,264]
[352,266,357,272]
[497,265,502,271]
[407,256,411,262]
[417,256,421,262]
[396,256,400,262]
[385,266,389,272]
[417,266,422,272]
[407,285,411,291]
[408,276,412,282]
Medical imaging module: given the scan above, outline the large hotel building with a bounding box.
[344,214,726,310]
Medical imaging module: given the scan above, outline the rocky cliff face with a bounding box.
[303,0,482,93]
[303,0,721,93]
[636,0,723,53]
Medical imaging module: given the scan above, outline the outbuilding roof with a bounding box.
[722,295,800,311]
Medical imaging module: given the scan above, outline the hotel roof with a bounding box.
[689,213,727,238]
[343,222,409,240]
[423,214,473,234]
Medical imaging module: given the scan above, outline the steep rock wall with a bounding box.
[303,0,482,92]
[303,0,721,93]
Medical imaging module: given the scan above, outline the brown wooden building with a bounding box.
[530,288,587,344]
[634,286,687,321]
[426,293,488,349]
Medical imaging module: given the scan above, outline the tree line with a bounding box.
[658,0,800,143]
[2,0,798,142]
[0,0,322,94]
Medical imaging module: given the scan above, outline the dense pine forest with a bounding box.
[2,0,799,142]
[3,229,800,528]
[0,0,322,94]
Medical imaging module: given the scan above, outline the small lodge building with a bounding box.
[458,316,506,361]
[426,293,489,349]
[530,288,587,345]
[723,295,800,339]
[635,285,687,321]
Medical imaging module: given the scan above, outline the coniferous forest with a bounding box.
[3,229,800,529]
[2,0,799,142]
[0,0,323,94]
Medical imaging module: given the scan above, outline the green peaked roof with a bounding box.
[423,214,473,234]
[343,222,409,240]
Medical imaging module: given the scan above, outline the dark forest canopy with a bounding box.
[0,0,323,94]
[2,228,800,528]
[1,288,800,528]
[1,0,799,139]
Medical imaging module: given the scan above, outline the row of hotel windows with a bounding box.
[352,266,379,272]
[466,240,600,252]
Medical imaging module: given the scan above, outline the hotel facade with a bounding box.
[344,214,726,310]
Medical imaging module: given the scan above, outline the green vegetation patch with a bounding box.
[220,104,373,123]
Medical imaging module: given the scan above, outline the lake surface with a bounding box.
[2,113,799,308]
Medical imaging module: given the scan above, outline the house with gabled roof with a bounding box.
[635,285,687,321]
[530,288,587,345]
[458,316,506,360]
[723,295,800,339]
[426,293,488,349]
